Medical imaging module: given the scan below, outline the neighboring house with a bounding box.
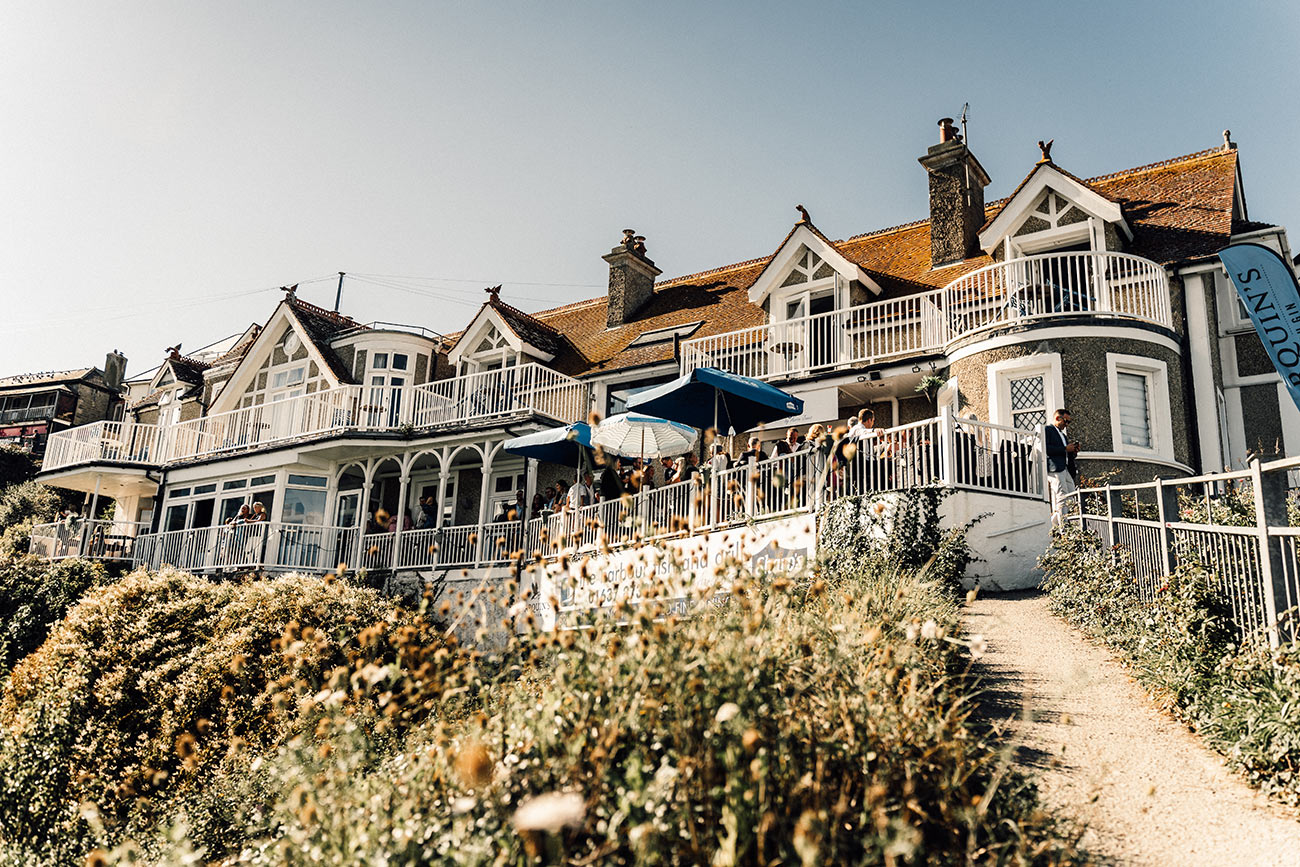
[32,121,1296,584]
[0,351,126,456]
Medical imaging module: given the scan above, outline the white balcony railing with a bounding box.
[101,412,1043,577]
[42,363,589,471]
[28,519,150,561]
[680,251,1171,380]
[41,421,167,471]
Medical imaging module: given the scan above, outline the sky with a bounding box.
[2,1,1297,379]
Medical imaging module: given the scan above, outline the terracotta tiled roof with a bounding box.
[168,355,210,386]
[0,368,96,389]
[208,325,262,367]
[511,145,1245,377]
[285,297,364,384]
[489,297,568,358]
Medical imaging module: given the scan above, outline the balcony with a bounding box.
[28,519,150,562]
[679,251,1171,380]
[42,363,589,472]
[99,413,1043,577]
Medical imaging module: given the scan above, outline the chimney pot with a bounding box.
[938,117,959,143]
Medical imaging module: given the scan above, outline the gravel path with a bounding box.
[967,590,1300,866]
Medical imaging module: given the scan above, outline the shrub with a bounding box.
[0,447,37,492]
[820,488,975,592]
[154,557,1078,865]
[0,480,63,534]
[0,556,106,671]
[0,569,407,864]
[1041,525,1300,807]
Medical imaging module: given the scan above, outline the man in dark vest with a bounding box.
[1044,408,1080,529]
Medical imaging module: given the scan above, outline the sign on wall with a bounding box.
[523,513,817,628]
[1219,243,1300,412]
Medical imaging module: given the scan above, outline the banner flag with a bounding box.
[1218,242,1300,413]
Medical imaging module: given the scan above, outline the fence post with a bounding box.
[1249,458,1289,648]
[1104,484,1122,552]
[1154,477,1179,578]
[938,406,956,487]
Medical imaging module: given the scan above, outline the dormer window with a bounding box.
[979,161,1131,258]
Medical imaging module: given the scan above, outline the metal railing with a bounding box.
[42,363,589,471]
[28,519,150,561]
[0,405,56,424]
[528,411,1044,559]
[1070,455,1300,648]
[132,522,360,574]
[679,251,1171,380]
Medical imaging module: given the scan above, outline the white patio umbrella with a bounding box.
[591,412,699,460]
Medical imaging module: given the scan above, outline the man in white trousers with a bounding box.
[1044,408,1080,528]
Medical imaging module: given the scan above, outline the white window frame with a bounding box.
[1105,353,1174,462]
[987,354,1063,432]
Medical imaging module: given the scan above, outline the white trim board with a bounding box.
[1077,452,1195,474]
[947,324,1181,364]
[746,224,882,305]
[979,164,1131,254]
[987,353,1063,429]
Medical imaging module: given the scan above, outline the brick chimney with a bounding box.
[918,118,991,267]
[603,229,662,328]
[103,350,126,391]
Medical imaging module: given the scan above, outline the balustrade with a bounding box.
[680,251,1171,380]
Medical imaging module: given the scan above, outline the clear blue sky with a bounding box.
[2,1,1297,378]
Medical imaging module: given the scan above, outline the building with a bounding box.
[30,121,1296,594]
[0,351,126,456]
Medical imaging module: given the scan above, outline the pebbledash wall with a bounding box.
[948,327,1193,484]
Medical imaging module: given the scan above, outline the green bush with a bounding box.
[1041,525,1300,807]
[820,488,975,592]
[0,556,106,671]
[0,568,407,864]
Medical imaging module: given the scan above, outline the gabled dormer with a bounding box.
[206,292,357,415]
[979,150,1132,260]
[746,215,882,323]
[447,287,566,374]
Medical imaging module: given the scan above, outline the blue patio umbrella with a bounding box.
[627,367,804,434]
[502,421,593,465]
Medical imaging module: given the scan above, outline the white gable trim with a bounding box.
[747,224,882,305]
[447,306,556,365]
[979,165,1131,254]
[207,303,343,414]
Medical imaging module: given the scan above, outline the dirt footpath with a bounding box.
[967,591,1300,866]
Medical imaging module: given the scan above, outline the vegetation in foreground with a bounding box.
[0,487,1083,864]
[1042,525,1300,808]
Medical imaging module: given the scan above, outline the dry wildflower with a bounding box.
[229,653,247,675]
[920,620,943,641]
[715,702,741,723]
[742,728,761,753]
[512,791,585,833]
[966,586,979,604]
[968,634,988,660]
[454,738,494,788]
[175,732,197,761]
[872,500,888,515]
[85,850,109,867]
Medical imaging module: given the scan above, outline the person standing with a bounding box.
[1044,408,1080,528]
